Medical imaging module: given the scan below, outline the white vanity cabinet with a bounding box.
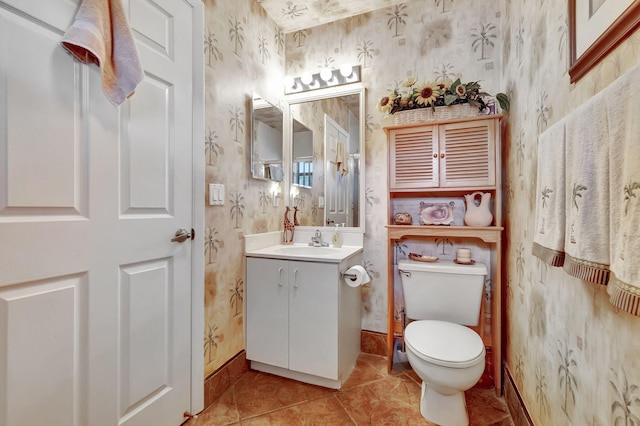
[245,255,362,389]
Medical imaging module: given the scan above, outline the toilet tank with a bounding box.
[398,259,487,326]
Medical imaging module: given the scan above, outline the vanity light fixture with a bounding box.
[284,65,361,94]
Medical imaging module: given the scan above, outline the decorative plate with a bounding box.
[409,253,439,262]
[453,259,476,265]
[419,201,455,225]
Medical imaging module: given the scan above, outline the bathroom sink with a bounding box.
[274,246,340,256]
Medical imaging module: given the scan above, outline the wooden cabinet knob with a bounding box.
[433,153,438,158]
[440,153,445,158]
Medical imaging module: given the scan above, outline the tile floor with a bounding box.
[187,353,514,425]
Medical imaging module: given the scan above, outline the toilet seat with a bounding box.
[405,320,485,369]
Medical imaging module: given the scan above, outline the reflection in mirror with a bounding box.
[292,119,313,188]
[251,93,284,182]
[286,84,364,230]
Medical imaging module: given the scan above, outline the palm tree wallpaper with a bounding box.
[202,0,286,378]
[202,0,640,423]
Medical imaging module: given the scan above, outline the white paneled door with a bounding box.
[0,0,202,425]
[324,115,350,227]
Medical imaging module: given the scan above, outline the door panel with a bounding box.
[388,125,438,190]
[0,6,87,217]
[129,0,174,59]
[439,120,496,187]
[289,261,338,379]
[119,260,172,418]
[246,258,289,369]
[124,77,172,212]
[1,0,79,33]
[0,274,87,426]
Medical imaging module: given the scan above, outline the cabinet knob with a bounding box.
[433,153,437,158]
[440,153,445,158]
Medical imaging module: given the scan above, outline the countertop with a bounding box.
[245,244,363,263]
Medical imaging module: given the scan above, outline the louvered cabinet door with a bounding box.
[438,120,496,187]
[389,125,439,189]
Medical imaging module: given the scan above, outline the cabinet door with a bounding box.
[389,125,439,189]
[246,257,289,369]
[288,261,339,379]
[439,120,496,187]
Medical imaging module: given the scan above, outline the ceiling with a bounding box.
[258,0,407,33]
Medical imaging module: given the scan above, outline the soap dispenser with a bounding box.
[331,224,343,248]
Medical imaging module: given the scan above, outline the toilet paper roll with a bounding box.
[343,265,371,287]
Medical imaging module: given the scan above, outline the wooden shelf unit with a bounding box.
[385,115,504,395]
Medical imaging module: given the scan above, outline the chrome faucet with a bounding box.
[309,229,328,247]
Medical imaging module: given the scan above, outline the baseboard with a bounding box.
[503,366,535,426]
[360,330,388,356]
[202,350,249,409]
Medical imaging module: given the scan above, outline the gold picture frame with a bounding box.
[569,0,640,83]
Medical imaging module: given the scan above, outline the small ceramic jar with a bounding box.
[393,212,413,225]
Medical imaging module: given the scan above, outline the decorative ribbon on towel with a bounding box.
[532,118,566,267]
[605,62,640,316]
[60,0,144,105]
[563,93,610,286]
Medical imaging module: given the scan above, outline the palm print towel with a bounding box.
[532,118,566,267]
[605,62,640,316]
[563,94,610,285]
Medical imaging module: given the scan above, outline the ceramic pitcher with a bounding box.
[464,192,493,227]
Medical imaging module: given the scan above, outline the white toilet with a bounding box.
[398,259,487,426]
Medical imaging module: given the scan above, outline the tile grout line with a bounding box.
[234,372,393,423]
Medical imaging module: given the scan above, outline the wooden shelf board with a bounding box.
[387,225,503,243]
[389,187,498,196]
[383,113,504,133]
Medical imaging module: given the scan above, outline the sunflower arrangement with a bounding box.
[377,77,509,115]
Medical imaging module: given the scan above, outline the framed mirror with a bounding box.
[286,83,365,231]
[250,93,284,182]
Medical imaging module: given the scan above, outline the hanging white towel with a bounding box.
[605,62,640,316]
[60,0,144,105]
[336,141,348,177]
[563,93,610,285]
[532,118,566,267]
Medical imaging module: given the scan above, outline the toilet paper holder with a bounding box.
[341,265,371,287]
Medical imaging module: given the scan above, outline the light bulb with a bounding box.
[320,68,333,82]
[339,64,352,78]
[284,75,295,89]
[300,73,313,85]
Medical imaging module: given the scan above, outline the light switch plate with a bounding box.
[208,183,225,206]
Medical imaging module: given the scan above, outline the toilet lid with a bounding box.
[404,320,485,368]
